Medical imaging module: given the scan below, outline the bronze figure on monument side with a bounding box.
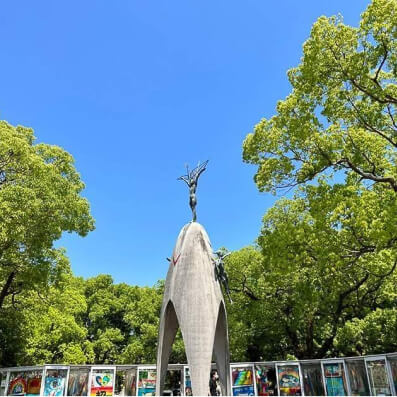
[177,160,208,222]
[213,249,233,304]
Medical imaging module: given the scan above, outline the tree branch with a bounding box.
[0,271,16,310]
[338,157,397,191]
[315,271,369,358]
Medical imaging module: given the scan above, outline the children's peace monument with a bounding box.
[156,162,231,396]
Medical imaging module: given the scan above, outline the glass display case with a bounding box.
[345,359,370,396]
[6,368,43,396]
[89,367,115,396]
[301,362,324,396]
[276,363,302,396]
[321,361,349,396]
[231,364,256,396]
[42,366,69,396]
[124,368,137,396]
[365,357,392,396]
[3,352,397,396]
[163,369,181,396]
[388,356,397,395]
[67,367,90,396]
[137,367,156,396]
[255,364,277,396]
[183,367,191,396]
[115,367,137,396]
[0,371,9,396]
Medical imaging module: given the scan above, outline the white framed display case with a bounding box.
[114,365,138,396]
[321,359,350,396]
[365,355,393,396]
[230,363,257,396]
[275,362,303,396]
[2,351,397,396]
[345,357,370,396]
[67,365,91,396]
[254,362,278,396]
[4,366,45,396]
[387,353,397,396]
[0,370,10,397]
[300,360,325,396]
[40,365,70,396]
[88,366,116,396]
[136,365,156,396]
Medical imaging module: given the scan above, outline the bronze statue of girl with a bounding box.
[178,160,208,222]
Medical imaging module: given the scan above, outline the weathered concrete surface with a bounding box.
[156,222,230,396]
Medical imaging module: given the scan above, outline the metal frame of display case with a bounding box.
[387,353,397,396]
[164,364,184,396]
[182,365,190,396]
[41,365,70,396]
[253,361,278,396]
[344,356,371,397]
[2,353,397,396]
[0,371,10,397]
[275,361,304,396]
[320,359,351,396]
[66,365,91,396]
[87,365,116,396]
[230,362,258,396]
[4,365,45,396]
[113,365,138,396]
[136,365,156,396]
[364,355,395,396]
[136,364,184,396]
[299,359,326,396]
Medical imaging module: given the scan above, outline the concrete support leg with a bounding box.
[156,300,179,396]
[213,302,231,396]
[182,327,213,397]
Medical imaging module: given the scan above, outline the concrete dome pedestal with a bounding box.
[156,222,231,396]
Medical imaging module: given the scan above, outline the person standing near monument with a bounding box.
[209,370,219,396]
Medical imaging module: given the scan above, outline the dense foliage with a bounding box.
[0,121,94,365]
[238,0,397,361]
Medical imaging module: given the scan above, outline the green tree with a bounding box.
[243,0,397,193]
[0,120,94,365]
[0,262,95,366]
[237,0,397,360]
[0,121,94,310]
[227,183,397,360]
[83,275,132,364]
[82,275,186,365]
[19,271,93,365]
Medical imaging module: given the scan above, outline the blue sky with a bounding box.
[0,1,367,286]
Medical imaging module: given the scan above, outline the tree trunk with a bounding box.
[0,271,16,309]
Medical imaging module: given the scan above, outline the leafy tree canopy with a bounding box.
[0,121,94,312]
[243,0,397,193]
[226,182,397,360]
[236,0,397,361]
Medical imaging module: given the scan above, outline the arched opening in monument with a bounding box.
[156,299,185,395]
[212,301,230,396]
[157,299,230,396]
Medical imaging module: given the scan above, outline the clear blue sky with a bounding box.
[0,1,367,286]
